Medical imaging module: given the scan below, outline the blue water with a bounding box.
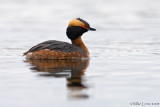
[0,0,160,107]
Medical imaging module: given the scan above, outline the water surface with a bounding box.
[0,0,160,107]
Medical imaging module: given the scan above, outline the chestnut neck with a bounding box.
[71,36,89,54]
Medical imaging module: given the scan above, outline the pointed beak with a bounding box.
[89,27,96,31]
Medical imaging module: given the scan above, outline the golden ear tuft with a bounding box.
[68,18,87,28]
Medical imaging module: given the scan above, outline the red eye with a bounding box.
[81,26,88,30]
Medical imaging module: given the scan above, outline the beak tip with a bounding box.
[89,27,96,31]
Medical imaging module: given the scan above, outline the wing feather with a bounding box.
[24,40,76,55]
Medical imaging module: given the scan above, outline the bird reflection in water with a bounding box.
[25,59,90,99]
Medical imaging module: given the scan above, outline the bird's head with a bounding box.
[66,18,96,40]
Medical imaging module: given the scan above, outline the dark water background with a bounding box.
[0,0,160,107]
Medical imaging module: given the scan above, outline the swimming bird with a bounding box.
[24,18,96,60]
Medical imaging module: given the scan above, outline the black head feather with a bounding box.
[76,18,90,28]
[66,26,88,40]
[76,18,96,31]
[66,18,96,40]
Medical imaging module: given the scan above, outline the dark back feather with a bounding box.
[24,40,85,55]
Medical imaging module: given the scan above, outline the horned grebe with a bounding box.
[24,18,96,59]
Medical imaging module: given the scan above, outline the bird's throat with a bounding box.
[71,36,89,55]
